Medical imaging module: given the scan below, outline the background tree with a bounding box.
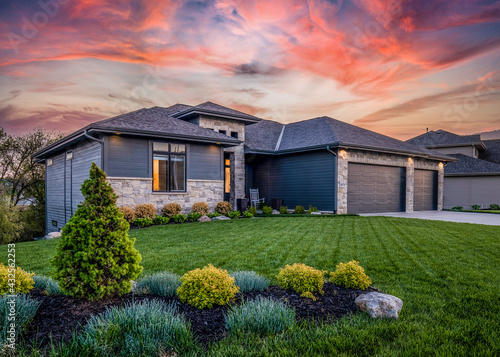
[0,127,61,242]
[52,162,142,299]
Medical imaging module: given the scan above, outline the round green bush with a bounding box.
[225,296,295,335]
[329,260,371,290]
[177,264,239,309]
[51,162,142,300]
[276,263,325,294]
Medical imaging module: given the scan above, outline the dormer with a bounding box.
[172,101,261,142]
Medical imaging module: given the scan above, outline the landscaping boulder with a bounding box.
[310,212,321,215]
[212,215,230,221]
[44,232,61,239]
[198,215,211,222]
[355,292,403,319]
[272,210,280,215]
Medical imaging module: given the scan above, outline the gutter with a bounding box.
[84,129,104,168]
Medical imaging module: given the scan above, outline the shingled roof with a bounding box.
[445,154,500,175]
[406,130,481,147]
[480,139,500,165]
[172,101,261,123]
[245,116,451,160]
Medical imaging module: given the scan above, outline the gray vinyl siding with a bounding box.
[46,152,65,233]
[249,151,336,211]
[444,176,500,209]
[45,140,101,234]
[188,144,223,180]
[106,135,150,178]
[71,140,101,214]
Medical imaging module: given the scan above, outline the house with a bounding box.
[34,102,452,233]
[406,129,500,209]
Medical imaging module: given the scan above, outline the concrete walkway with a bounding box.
[360,210,500,226]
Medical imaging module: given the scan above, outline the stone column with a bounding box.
[336,150,349,214]
[438,162,444,211]
[224,143,245,208]
[406,158,414,212]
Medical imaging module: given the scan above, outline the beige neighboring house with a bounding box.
[407,129,500,209]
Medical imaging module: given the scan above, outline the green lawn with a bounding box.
[3,216,500,356]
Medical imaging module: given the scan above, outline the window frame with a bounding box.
[152,142,187,193]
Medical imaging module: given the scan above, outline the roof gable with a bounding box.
[406,130,481,147]
[172,101,261,123]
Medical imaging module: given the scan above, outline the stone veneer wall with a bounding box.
[336,149,444,214]
[198,116,246,206]
[108,177,224,213]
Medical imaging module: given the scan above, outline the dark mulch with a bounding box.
[23,283,377,349]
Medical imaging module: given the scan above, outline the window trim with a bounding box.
[152,142,187,193]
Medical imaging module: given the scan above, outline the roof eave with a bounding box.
[173,108,261,124]
[92,127,241,146]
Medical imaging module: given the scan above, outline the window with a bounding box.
[231,131,238,139]
[219,130,227,135]
[153,142,186,192]
[224,158,230,194]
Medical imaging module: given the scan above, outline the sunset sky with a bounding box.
[0,0,499,140]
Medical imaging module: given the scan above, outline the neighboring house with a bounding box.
[34,102,452,233]
[407,129,500,209]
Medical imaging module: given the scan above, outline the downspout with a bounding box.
[326,146,338,214]
[84,129,104,168]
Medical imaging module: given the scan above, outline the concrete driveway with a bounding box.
[360,210,500,226]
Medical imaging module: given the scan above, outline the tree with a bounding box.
[52,162,142,299]
[0,127,62,206]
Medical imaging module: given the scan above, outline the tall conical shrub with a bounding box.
[52,162,142,299]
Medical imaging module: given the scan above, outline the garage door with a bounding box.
[347,163,405,214]
[414,169,437,211]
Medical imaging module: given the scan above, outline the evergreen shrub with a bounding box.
[51,162,142,300]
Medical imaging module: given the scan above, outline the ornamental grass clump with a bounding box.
[230,271,270,292]
[191,202,209,215]
[177,264,239,309]
[0,264,34,295]
[134,204,157,219]
[1,295,41,347]
[329,260,371,290]
[225,296,295,335]
[215,201,232,215]
[119,206,135,223]
[162,203,182,217]
[32,275,61,295]
[262,205,273,215]
[134,271,181,297]
[276,263,325,294]
[51,162,142,300]
[68,300,196,356]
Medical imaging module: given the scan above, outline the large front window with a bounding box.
[153,142,186,192]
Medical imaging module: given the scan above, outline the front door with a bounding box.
[224,153,231,202]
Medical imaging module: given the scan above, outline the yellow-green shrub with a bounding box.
[215,201,232,215]
[329,260,371,290]
[0,264,35,295]
[177,264,239,309]
[162,202,182,217]
[134,204,157,219]
[276,263,325,294]
[119,206,135,223]
[191,202,209,215]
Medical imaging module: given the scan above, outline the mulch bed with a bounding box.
[23,283,377,349]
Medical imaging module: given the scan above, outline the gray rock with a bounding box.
[197,215,212,222]
[272,209,280,215]
[355,292,403,319]
[212,215,230,221]
[48,232,61,238]
[310,211,321,215]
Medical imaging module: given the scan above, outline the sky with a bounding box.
[0,0,499,140]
